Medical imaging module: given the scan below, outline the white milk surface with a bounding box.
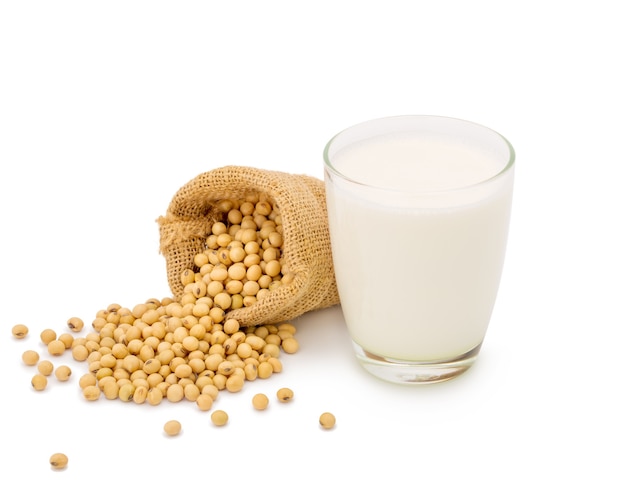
[331,132,505,192]
[326,133,514,361]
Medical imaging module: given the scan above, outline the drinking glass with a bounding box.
[323,115,515,383]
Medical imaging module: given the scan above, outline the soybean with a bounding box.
[281,337,299,354]
[67,317,85,332]
[37,360,54,376]
[147,388,163,406]
[22,350,40,366]
[225,375,244,393]
[40,328,57,345]
[211,410,229,426]
[82,385,101,401]
[196,394,214,411]
[319,412,336,430]
[163,420,182,436]
[102,380,120,400]
[31,374,48,391]
[49,453,68,470]
[133,386,148,404]
[11,324,28,339]
[47,339,66,356]
[58,333,74,349]
[252,393,269,410]
[55,365,72,381]
[119,383,135,402]
[79,373,97,389]
[276,387,294,403]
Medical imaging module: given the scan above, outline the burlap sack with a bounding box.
[157,166,339,326]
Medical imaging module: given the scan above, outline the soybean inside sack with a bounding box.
[157,166,339,327]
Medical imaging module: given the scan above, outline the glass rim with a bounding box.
[323,114,516,195]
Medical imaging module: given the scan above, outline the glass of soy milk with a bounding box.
[323,115,515,384]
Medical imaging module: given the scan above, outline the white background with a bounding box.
[1,1,624,499]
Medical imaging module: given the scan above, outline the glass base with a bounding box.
[353,342,482,384]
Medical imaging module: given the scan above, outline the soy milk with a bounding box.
[325,129,514,362]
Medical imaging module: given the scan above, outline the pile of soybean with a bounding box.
[14,195,302,412]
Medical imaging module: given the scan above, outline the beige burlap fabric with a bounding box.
[157,166,339,326]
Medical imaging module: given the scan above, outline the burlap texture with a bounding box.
[157,166,339,326]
